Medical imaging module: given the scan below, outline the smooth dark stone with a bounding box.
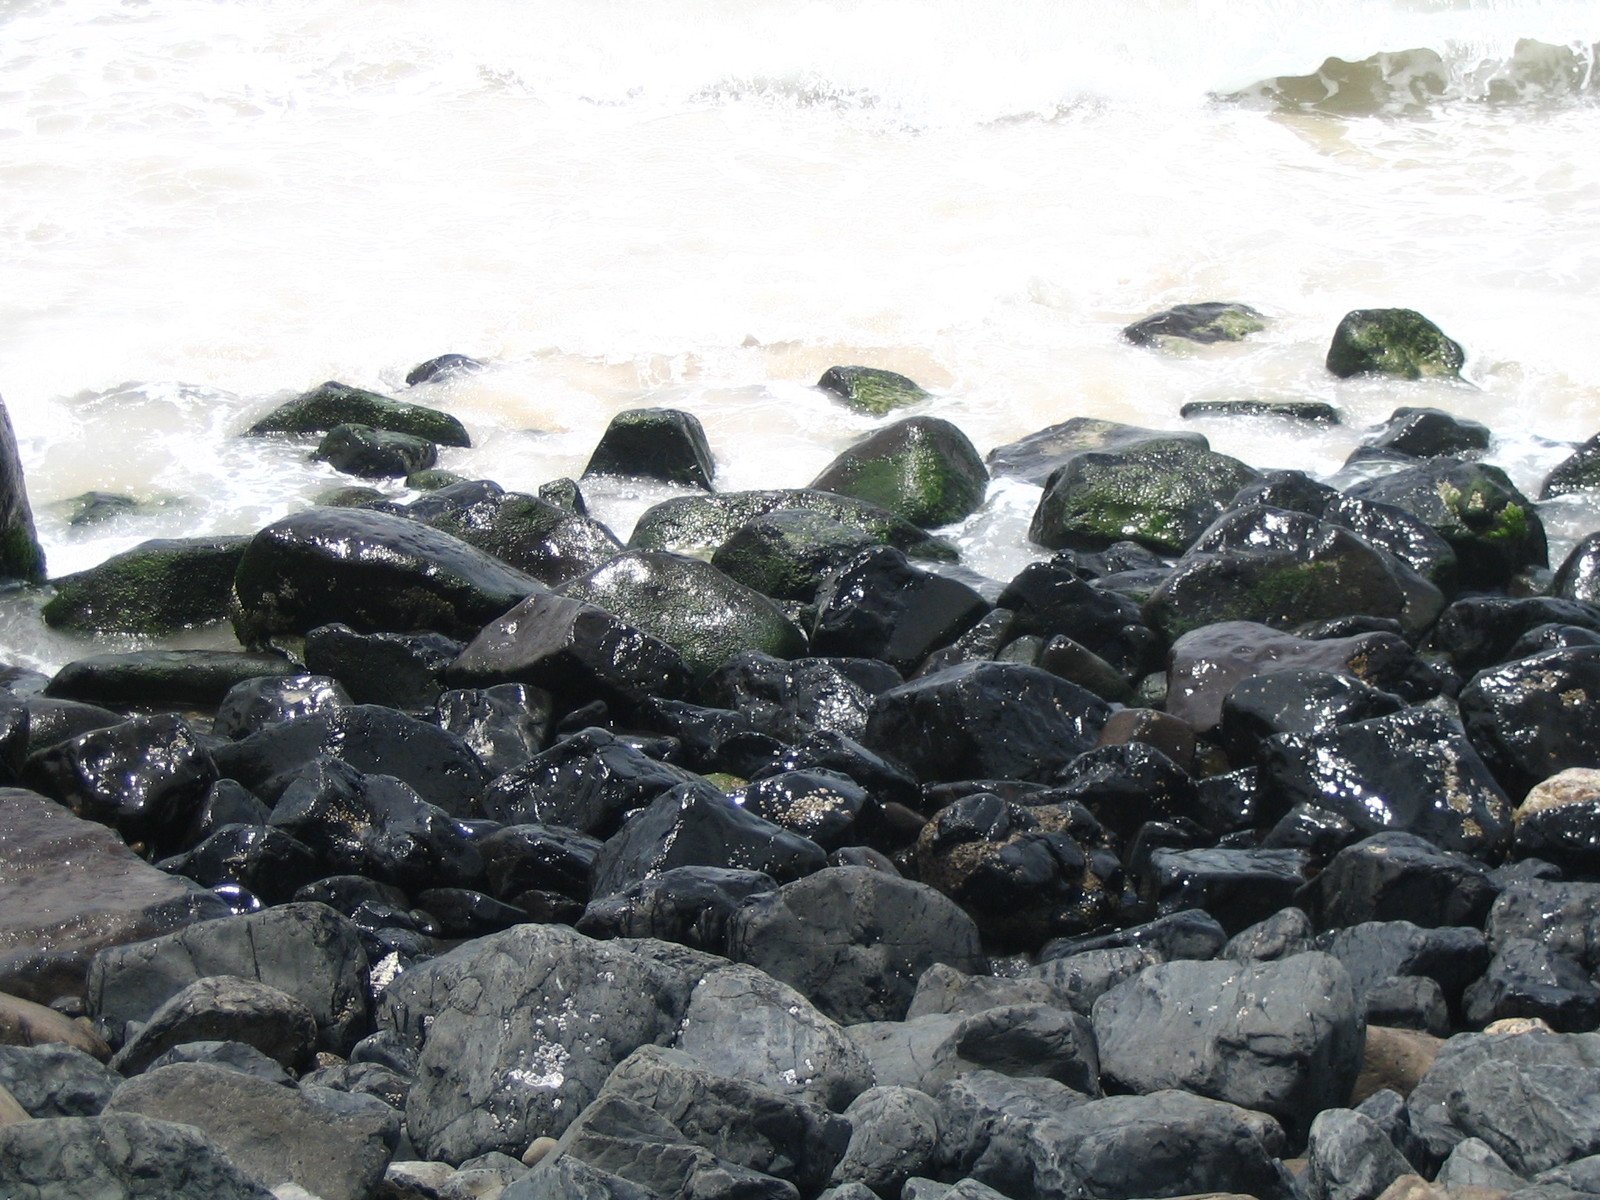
[537,475,588,513]
[247,378,470,446]
[0,396,44,582]
[313,422,437,478]
[1462,938,1600,1032]
[1368,407,1491,458]
[1364,975,1450,1036]
[1300,831,1500,930]
[810,415,988,529]
[146,1040,296,1086]
[17,695,122,757]
[726,769,871,851]
[304,623,463,711]
[1486,879,1600,971]
[1125,301,1266,346]
[212,673,352,740]
[1220,668,1405,764]
[406,352,484,385]
[44,650,298,709]
[997,558,1159,677]
[109,974,319,1076]
[1513,769,1600,875]
[435,683,551,777]
[832,1085,943,1194]
[183,780,271,843]
[158,823,322,904]
[1315,920,1489,1009]
[1183,398,1340,423]
[1429,594,1600,674]
[1144,846,1313,934]
[582,407,715,489]
[407,479,624,586]
[1038,908,1228,964]
[577,865,776,953]
[986,417,1208,487]
[810,546,989,674]
[712,508,881,603]
[1225,907,1316,963]
[478,822,602,903]
[1460,646,1600,799]
[1541,433,1600,499]
[1553,533,1600,603]
[42,535,248,634]
[1194,766,1269,835]
[816,365,930,416]
[764,729,923,811]
[1322,492,1460,593]
[1325,309,1465,379]
[631,697,777,776]
[1048,741,1198,838]
[412,887,528,938]
[1508,622,1600,660]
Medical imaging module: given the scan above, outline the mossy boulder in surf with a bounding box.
[0,395,44,584]
[1180,399,1340,425]
[1325,309,1465,380]
[311,423,437,479]
[809,416,988,529]
[43,536,249,635]
[407,480,622,587]
[816,366,930,417]
[710,509,880,602]
[582,407,716,490]
[246,380,471,447]
[987,417,1209,487]
[1124,301,1266,348]
[1030,440,1260,555]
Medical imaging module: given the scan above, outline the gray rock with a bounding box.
[820,1184,882,1200]
[146,1040,296,1086]
[674,963,873,1111]
[105,1064,398,1199]
[1463,938,1600,1032]
[1539,1154,1600,1193]
[725,867,985,1025]
[907,962,1076,1019]
[1316,920,1490,1011]
[1092,952,1363,1138]
[846,1014,965,1092]
[1226,907,1316,962]
[87,902,369,1054]
[1488,879,1600,970]
[501,1154,661,1199]
[1305,1108,1414,1200]
[951,1004,1100,1096]
[1365,976,1450,1037]
[0,1044,118,1117]
[109,975,318,1075]
[831,1085,943,1195]
[936,1069,1093,1185]
[0,1110,276,1199]
[1437,1137,1526,1192]
[1017,947,1161,1016]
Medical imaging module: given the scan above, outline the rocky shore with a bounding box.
[3,306,1600,1200]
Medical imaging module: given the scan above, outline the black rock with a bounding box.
[702,651,899,744]
[1039,908,1229,965]
[406,352,484,385]
[1225,907,1316,963]
[42,535,249,634]
[1429,594,1600,675]
[1298,832,1501,930]
[16,695,121,757]
[478,822,602,903]
[986,418,1208,488]
[538,475,588,513]
[1048,742,1198,839]
[1513,768,1600,875]
[1325,309,1465,380]
[1124,301,1267,346]
[727,769,872,851]
[811,546,990,673]
[1363,975,1450,1036]
[1144,847,1313,934]
[1183,398,1341,424]
[1220,668,1405,764]
[0,395,44,583]
[1462,938,1600,1032]
[1322,492,1460,594]
[313,421,437,478]
[1367,407,1490,458]
[1460,646,1600,799]
[810,415,989,529]
[158,823,323,904]
[0,1043,119,1117]
[1315,920,1490,1011]
[434,683,551,778]
[1553,534,1600,604]
[578,866,777,953]
[996,559,1159,678]
[413,887,531,939]
[629,697,778,777]
[1541,433,1600,499]
[1510,623,1600,660]
[407,479,624,586]
[304,623,463,711]
[1486,879,1600,971]
[144,1040,293,1086]
[231,506,542,645]
[712,508,881,603]
[44,650,299,709]
[247,379,471,446]
[817,365,931,416]
[212,673,352,740]
[582,407,715,490]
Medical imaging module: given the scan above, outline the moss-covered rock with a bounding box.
[559,549,806,680]
[44,650,300,708]
[808,416,987,529]
[582,408,715,490]
[1124,302,1266,348]
[0,396,44,583]
[710,509,879,602]
[312,423,438,479]
[1325,309,1465,380]
[42,537,250,635]
[537,477,588,514]
[405,469,468,491]
[1180,400,1340,425]
[1540,433,1600,499]
[60,491,139,528]
[987,417,1209,487]
[1029,441,1260,556]
[628,488,956,562]
[313,486,394,510]
[246,380,471,447]
[407,480,622,587]
[815,366,930,417]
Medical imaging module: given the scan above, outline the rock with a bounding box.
[1460,647,1600,799]
[986,418,1208,488]
[413,887,529,939]
[232,506,542,645]
[504,1152,661,1198]
[248,379,471,446]
[1182,398,1341,423]
[831,1085,944,1195]
[0,1049,116,1126]
[1040,909,1228,966]
[1317,921,1490,1011]
[673,962,872,1111]
[436,684,551,777]
[43,650,299,708]
[1030,439,1259,556]
[0,396,44,583]
[1299,832,1501,930]
[1219,668,1404,763]
[1552,534,1600,603]
[313,422,437,478]
[907,962,1076,1019]
[1258,707,1512,857]
[1050,741,1199,837]
[702,652,899,744]
[1325,310,1465,380]
[711,509,882,603]
[1462,939,1600,1033]
[629,487,955,562]
[1366,407,1490,459]
[0,789,229,1005]
[1429,594,1600,676]
[448,592,691,710]
[109,975,318,1076]
[578,866,776,954]
[996,558,1159,678]
[1321,493,1460,594]
[215,703,490,813]
[1488,879,1600,970]
[41,536,248,634]
[844,1013,965,1093]
[157,824,322,905]
[725,866,985,1025]
[1124,301,1267,347]
[1541,433,1600,500]
[87,902,370,1054]
[406,352,484,385]
[582,407,715,490]
[1514,768,1600,875]
[304,624,463,711]
[811,546,989,673]
[950,1003,1101,1094]
[1352,1026,1444,1104]
[407,480,623,587]
[1305,1108,1415,1200]
[149,1040,296,1086]
[1345,459,1546,588]
[1364,977,1450,1037]
[0,1110,278,1199]
[863,661,1111,784]
[213,674,352,740]
[1226,907,1316,963]
[1144,847,1312,935]
[630,697,781,778]
[817,366,930,416]
[106,1062,398,1200]
[1436,1137,1526,1192]
[726,769,871,851]
[810,416,988,528]
[376,924,699,1161]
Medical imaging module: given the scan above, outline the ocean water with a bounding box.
[2,0,1598,669]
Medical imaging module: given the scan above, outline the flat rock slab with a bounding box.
[0,787,228,1004]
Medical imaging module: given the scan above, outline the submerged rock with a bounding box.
[247,379,471,446]
[1124,301,1267,347]
[1325,309,1465,380]
[817,365,931,416]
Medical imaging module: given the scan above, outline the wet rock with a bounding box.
[406,352,484,385]
[863,661,1111,785]
[216,703,490,813]
[109,975,318,1076]
[41,535,247,635]
[470,818,598,907]
[726,866,985,1025]
[1430,594,1600,675]
[1049,741,1199,838]
[1322,493,1460,594]
[630,697,778,777]
[951,1003,1101,1095]
[810,416,988,528]
[314,421,438,478]
[1462,939,1600,1032]
[1258,707,1512,857]
[13,696,116,760]
[1345,458,1546,587]
[908,962,1077,1018]
[1460,646,1600,799]
[1541,433,1600,500]
[407,479,624,586]
[774,729,923,809]
[561,549,805,680]
[818,365,931,417]
[986,418,1208,488]
[158,823,323,904]
[811,546,989,673]
[712,508,881,603]
[1299,832,1501,930]
[726,769,871,850]
[0,1044,117,1117]
[1552,534,1600,603]
[412,887,528,939]
[1219,668,1405,763]
[844,1013,965,1093]
[1364,977,1450,1037]
[303,623,463,711]
[1124,301,1267,347]
[212,673,352,740]
[44,649,298,708]
[1182,398,1341,423]
[231,506,542,645]
[87,901,370,1054]
[435,683,551,777]
[1093,952,1363,1138]
[703,652,899,744]
[577,866,777,953]
[1367,407,1490,459]
[1144,847,1312,934]
[1325,310,1465,380]
[248,379,471,446]
[1306,1107,1415,1200]
[106,1062,398,1200]
[1486,879,1600,971]
[147,1040,296,1086]
[1226,907,1316,963]
[1039,909,1228,966]
[0,396,44,583]
[913,793,1125,946]
[1316,921,1490,1012]
[583,407,715,490]
[831,1085,943,1195]
[996,558,1159,677]
[1436,1137,1525,1192]
[1512,768,1600,875]
[630,487,955,562]
[590,781,827,899]
[1030,439,1259,555]
[0,1110,277,1199]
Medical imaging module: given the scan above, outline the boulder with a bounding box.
[406,352,484,385]
[1553,533,1600,603]
[1321,493,1459,594]
[811,546,990,673]
[711,508,882,602]
[1305,1107,1415,1200]
[986,418,1207,488]
[1460,646,1600,799]
[408,480,624,586]
[0,396,44,583]
[246,379,470,446]
[1541,433,1600,499]
[1325,310,1464,380]
[831,1085,944,1195]
[212,673,352,740]
[810,416,988,528]
[313,422,437,478]
[578,866,777,955]
[1316,921,1490,1011]
[1143,847,1312,935]
[41,536,248,634]
[43,650,298,708]
[996,558,1159,677]
[1366,407,1489,459]
[436,683,551,777]
[109,975,318,1076]
[726,769,872,851]
[582,407,715,490]
[304,623,463,711]
[1182,398,1340,423]
[0,1044,117,1117]
[1123,301,1266,347]
[1514,768,1600,875]
[1430,594,1600,674]
[1461,939,1600,1033]
[1040,909,1228,966]
[1219,668,1404,763]
[702,652,900,744]
[157,823,322,904]
[1298,832,1500,930]
[817,366,930,417]
[1486,879,1600,971]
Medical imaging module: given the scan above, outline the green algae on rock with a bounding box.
[809,416,988,529]
[1124,302,1267,348]
[43,536,250,635]
[1325,309,1465,380]
[815,366,930,417]
[246,380,471,447]
[582,407,716,491]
